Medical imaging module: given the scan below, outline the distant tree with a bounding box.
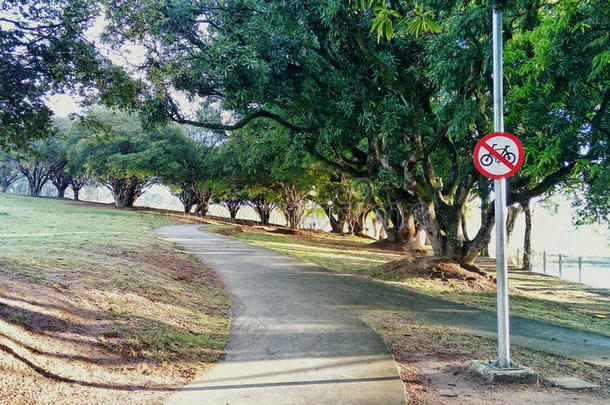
[150,127,216,214]
[570,164,610,228]
[76,109,179,208]
[59,119,95,200]
[17,137,67,196]
[0,149,21,192]
[219,123,322,229]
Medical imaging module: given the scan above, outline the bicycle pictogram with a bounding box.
[479,144,516,167]
[473,132,523,180]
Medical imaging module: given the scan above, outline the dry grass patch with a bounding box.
[363,311,609,404]
[0,194,230,404]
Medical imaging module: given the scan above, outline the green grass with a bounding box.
[204,223,609,337]
[0,194,230,379]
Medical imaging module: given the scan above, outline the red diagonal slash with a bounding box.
[481,142,517,171]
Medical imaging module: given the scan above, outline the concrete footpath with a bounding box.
[155,225,610,404]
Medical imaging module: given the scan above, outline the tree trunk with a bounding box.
[402,213,420,249]
[104,177,147,208]
[352,209,369,237]
[29,178,44,196]
[249,195,275,225]
[56,185,69,198]
[0,170,19,192]
[278,184,307,229]
[522,199,532,270]
[224,200,243,219]
[414,199,495,265]
[327,206,346,233]
[178,188,197,213]
[372,202,405,243]
[69,174,89,201]
[506,204,523,249]
[194,189,213,216]
[479,193,491,257]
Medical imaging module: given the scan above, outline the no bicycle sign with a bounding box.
[473,132,524,179]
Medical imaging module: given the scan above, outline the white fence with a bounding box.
[531,252,610,289]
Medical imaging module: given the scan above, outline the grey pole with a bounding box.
[493,7,511,369]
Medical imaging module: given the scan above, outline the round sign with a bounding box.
[473,132,524,179]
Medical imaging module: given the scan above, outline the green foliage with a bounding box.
[571,163,610,226]
[70,109,177,184]
[350,0,441,41]
[94,0,608,251]
[0,0,141,149]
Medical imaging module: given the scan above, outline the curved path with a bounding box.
[156,225,610,404]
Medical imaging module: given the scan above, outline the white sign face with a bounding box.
[474,132,524,179]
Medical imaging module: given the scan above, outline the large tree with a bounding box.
[17,136,67,196]
[0,0,141,149]
[75,109,182,208]
[99,0,608,265]
[0,149,20,192]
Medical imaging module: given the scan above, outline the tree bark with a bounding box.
[506,205,523,249]
[278,184,307,229]
[56,185,69,198]
[0,165,20,192]
[352,208,370,237]
[522,199,532,270]
[372,202,405,243]
[415,199,495,265]
[69,174,89,201]
[402,213,420,249]
[327,206,346,233]
[193,189,213,216]
[102,177,148,208]
[224,200,243,219]
[249,195,275,225]
[178,188,197,213]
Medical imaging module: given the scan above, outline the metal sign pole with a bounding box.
[492,7,511,368]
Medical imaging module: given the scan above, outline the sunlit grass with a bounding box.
[206,223,609,336]
[0,193,230,378]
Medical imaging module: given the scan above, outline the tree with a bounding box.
[100,0,609,266]
[222,123,321,229]
[75,109,180,208]
[571,165,610,228]
[151,127,215,214]
[0,0,141,149]
[17,136,67,196]
[0,149,20,192]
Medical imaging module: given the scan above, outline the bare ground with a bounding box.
[363,311,609,405]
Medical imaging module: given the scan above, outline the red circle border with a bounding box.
[473,132,524,179]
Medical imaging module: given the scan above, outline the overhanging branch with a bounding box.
[170,109,315,133]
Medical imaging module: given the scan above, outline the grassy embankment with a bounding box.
[0,194,229,404]
[202,222,609,337]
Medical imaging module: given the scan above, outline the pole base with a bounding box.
[470,360,538,384]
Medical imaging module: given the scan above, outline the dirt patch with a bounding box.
[378,256,496,290]
[367,239,431,254]
[364,311,609,404]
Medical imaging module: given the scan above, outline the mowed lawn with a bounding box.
[0,194,230,404]
[203,223,609,337]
